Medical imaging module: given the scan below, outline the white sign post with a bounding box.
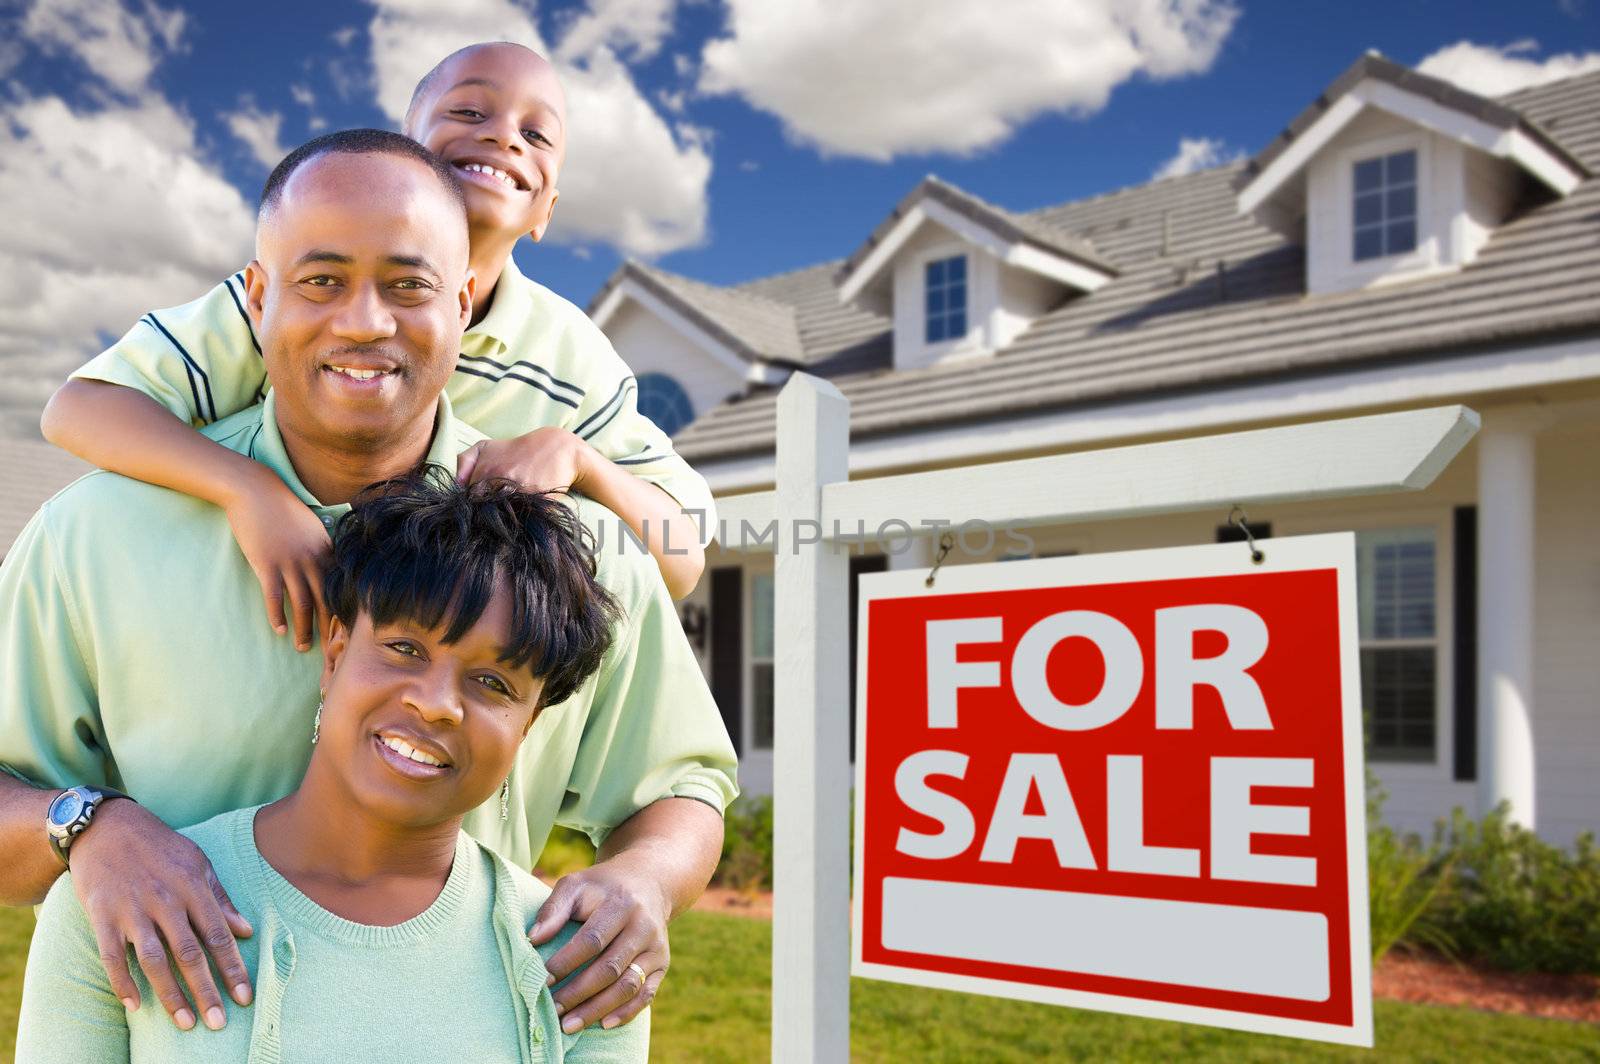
[757,372,1478,1062]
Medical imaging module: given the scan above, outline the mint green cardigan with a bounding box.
[15,808,648,1063]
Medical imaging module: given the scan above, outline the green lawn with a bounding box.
[1,906,1594,1062]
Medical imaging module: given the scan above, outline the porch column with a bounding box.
[1476,420,1537,826]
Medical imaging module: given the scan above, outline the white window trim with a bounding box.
[1330,131,1439,287]
[913,241,981,361]
[745,562,775,754]
[1276,506,1455,783]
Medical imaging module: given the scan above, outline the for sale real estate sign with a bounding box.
[852,534,1372,1046]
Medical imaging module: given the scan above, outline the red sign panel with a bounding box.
[852,535,1372,1046]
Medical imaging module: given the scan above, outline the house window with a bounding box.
[636,373,695,438]
[750,570,775,750]
[1357,527,1437,763]
[924,255,968,343]
[1352,150,1418,262]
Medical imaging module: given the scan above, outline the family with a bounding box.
[0,42,738,1061]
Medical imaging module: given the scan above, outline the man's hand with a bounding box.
[222,472,331,652]
[68,799,254,1031]
[455,428,595,496]
[528,860,671,1034]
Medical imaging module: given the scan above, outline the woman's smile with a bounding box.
[373,731,454,780]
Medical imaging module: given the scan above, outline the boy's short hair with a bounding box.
[259,128,468,227]
[325,467,618,709]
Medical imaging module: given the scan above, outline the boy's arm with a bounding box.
[41,381,330,649]
[456,429,704,598]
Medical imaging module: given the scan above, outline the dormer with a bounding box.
[1237,53,1588,297]
[590,261,797,436]
[835,177,1116,371]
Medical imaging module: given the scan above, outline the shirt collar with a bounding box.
[251,390,467,520]
[465,252,529,353]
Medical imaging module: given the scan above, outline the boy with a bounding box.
[42,43,710,654]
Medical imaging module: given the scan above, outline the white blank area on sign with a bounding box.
[880,877,1330,1002]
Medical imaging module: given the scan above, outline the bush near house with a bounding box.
[680,787,1600,977]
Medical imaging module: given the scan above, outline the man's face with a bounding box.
[406,43,566,243]
[245,153,473,451]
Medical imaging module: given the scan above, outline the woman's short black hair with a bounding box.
[325,467,619,709]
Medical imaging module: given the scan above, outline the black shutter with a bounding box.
[849,554,890,763]
[1453,506,1477,782]
[709,566,744,754]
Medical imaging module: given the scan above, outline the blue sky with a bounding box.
[1,0,1597,434]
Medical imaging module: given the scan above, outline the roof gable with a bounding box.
[1237,52,1589,233]
[590,261,804,367]
[834,176,1118,312]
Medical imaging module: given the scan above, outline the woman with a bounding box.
[16,471,643,1062]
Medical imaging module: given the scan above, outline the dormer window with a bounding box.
[1352,149,1417,262]
[924,255,968,343]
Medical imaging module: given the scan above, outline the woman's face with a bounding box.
[317,587,545,828]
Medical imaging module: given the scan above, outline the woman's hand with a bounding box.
[455,428,595,496]
[529,860,671,1033]
[222,473,331,651]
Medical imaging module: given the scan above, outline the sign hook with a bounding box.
[924,531,958,587]
[1228,505,1266,565]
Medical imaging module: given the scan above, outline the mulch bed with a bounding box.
[691,890,1599,1023]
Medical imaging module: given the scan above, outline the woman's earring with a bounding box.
[312,696,323,745]
[499,778,510,821]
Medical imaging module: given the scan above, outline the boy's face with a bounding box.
[407,44,566,245]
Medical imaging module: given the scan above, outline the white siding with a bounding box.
[603,299,744,426]
[1533,420,1600,847]
[890,224,997,370]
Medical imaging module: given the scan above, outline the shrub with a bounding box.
[715,795,774,893]
[1429,806,1600,975]
[535,825,596,878]
[1366,778,1455,963]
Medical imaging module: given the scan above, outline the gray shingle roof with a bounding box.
[834,175,1118,288]
[665,66,1600,464]
[590,260,805,363]
[1238,52,1589,193]
[0,438,90,556]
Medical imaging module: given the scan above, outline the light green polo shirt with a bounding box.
[70,255,716,541]
[0,392,737,867]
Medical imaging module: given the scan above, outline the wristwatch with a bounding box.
[45,785,129,866]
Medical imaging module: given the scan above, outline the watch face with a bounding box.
[48,791,85,828]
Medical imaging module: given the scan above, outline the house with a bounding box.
[589,53,1600,847]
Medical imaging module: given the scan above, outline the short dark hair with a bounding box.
[258,128,467,227]
[325,468,619,709]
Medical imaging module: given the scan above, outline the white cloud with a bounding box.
[224,99,289,169]
[290,83,317,108]
[1152,135,1239,179]
[22,0,186,96]
[362,0,711,257]
[1417,39,1600,97]
[699,0,1237,161]
[554,0,676,63]
[0,1,253,437]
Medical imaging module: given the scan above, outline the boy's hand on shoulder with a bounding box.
[222,472,332,652]
[456,427,596,496]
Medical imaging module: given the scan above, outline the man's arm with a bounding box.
[0,773,66,906]
[0,508,253,1029]
[529,797,723,1032]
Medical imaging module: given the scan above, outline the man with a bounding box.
[0,129,735,1038]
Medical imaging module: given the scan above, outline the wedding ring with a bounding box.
[627,962,646,981]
